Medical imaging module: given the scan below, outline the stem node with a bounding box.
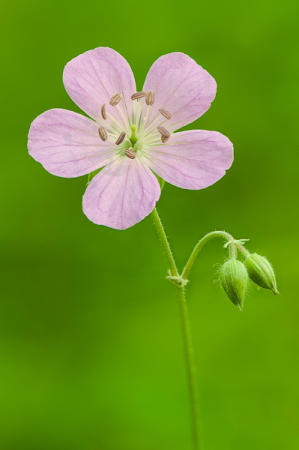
[167,274,189,288]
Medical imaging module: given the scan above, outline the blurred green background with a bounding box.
[1,0,298,449]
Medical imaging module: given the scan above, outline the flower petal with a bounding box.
[147,130,233,190]
[28,108,116,177]
[83,157,160,230]
[63,47,136,125]
[143,52,216,131]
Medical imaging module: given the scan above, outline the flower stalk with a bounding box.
[151,207,200,450]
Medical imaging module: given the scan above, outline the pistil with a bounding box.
[130,124,138,147]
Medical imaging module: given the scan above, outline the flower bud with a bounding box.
[245,253,279,294]
[220,259,248,309]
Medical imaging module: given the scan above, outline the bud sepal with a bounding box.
[245,253,279,295]
[219,259,248,309]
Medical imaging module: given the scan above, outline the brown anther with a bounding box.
[161,135,170,143]
[158,108,172,120]
[131,91,147,100]
[125,149,136,159]
[115,131,126,145]
[109,93,121,106]
[98,126,108,141]
[101,104,107,120]
[157,126,170,138]
[145,90,155,105]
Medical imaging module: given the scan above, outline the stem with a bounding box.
[151,207,178,277]
[151,207,200,450]
[177,286,200,450]
[182,231,236,280]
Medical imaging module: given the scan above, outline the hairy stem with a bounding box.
[151,207,200,450]
[151,207,178,277]
[177,285,200,450]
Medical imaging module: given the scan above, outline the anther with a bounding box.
[109,93,121,106]
[125,149,136,159]
[98,126,108,141]
[158,108,172,120]
[115,131,126,145]
[131,91,147,100]
[101,104,107,120]
[161,135,170,143]
[145,90,155,105]
[157,126,170,138]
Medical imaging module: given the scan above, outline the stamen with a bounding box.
[157,126,170,138]
[161,135,170,143]
[115,131,126,145]
[109,93,122,106]
[98,126,108,141]
[101,104,107,120]
[145,90,155,105]
[131,91,147,100]
[125,149,136,159]
[158,108,172,120]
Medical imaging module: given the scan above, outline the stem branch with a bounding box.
[182,231,236,280]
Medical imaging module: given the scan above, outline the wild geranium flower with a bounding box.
[28,48,233,229]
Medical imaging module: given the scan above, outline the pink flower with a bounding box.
[28,48,233,230]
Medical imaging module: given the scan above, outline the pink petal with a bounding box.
[143,52,216,131]
[83,157,160,230]
[63,47,136,124]
[28,108,115,177]
[147,130,233,190]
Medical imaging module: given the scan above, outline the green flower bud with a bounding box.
[220,259,248,309]
[245,253,279,294]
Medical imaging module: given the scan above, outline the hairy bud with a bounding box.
[220,259,248,309]
[245,253,279,294]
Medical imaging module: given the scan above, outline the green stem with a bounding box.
[151,207,178,277]
[177,286,200,450]
[151,207,200,450]
[181,231,236,280]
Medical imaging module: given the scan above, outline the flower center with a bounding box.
[97,91,173,159]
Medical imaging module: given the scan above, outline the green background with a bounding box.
[1,0,298,449]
